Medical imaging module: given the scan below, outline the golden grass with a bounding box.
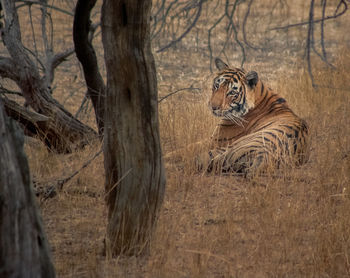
[24,47,350,277]
[149,49,350,277]
[7,0,350,277]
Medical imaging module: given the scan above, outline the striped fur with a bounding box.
[207,58,309,175]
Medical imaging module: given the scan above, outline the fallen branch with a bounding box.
[57,148,103,190]
[0,87,23,97]
[1,96,49,137]
[35,147,103,200]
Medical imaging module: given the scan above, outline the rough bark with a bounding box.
[73,0,105,136]
[102,0,166,256]
[0,0,97,153]
[1,96,48,137]
[0,99,55,278]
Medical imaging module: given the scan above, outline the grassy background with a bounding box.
[3,0,350,277]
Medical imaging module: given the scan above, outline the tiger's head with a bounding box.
[209,58,258,121]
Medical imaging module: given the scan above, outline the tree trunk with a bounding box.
[0,0,97,153]
[101,0,166,256]
[0,99,56,278]
[73,0,105,137]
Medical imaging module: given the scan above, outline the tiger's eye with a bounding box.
[227,91,238,98]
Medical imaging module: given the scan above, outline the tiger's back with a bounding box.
[207,59,309,175]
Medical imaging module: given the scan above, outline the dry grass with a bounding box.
[27,47,350,277]
[148,49,350,277]
[3,0,350,277]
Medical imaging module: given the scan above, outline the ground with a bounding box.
[2,0,350,277]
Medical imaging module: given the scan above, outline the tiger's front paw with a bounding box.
[206,148,227,174]
[193,151,213,173]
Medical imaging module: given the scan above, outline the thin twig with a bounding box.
[151,0,177,40]
[75,94,89,119]
[309,0,335,69]
[320,0,328,61]
[312,85,350,91]
[52,47,75,69]
[208,13,225,72]
[104,168,133,198]
[269,0,347,31]
[15,0,74,16]
[158,86,200,103]
[242,0,262,50]
[57,148,103,191]
[23,46,46,71]
[28,4,39,68]
[156,0,204,53]
[306,0,316,88]
[225,0,246,68]
[38,147,103,200]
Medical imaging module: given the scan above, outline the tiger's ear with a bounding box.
[215,58,229,71]
[246,71,258,88]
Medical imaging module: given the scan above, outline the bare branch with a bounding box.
[52,47,75,69]
[75,94,89,119]
[15,0,74,16]
[44,47,75,84]
[40,0,51,55]
[320,0,327,61]
[156,0,205,53]
[151,0,177,40]
[1,0,98,152]
[40,0,54,85]
[0,86,22,97]
[1,96,49,124]
[225,0,246,67]
[0,57,20,82]
[158,86,201,103]
[73,0,105,136]
[57,148,102,191]
[306,0,316,87]
[28,3,39,63]
[242,0,263,50]
[23,45,46,72]
[270,0,348,31]
[208,13,225,72]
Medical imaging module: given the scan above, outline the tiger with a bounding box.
[206,58,310,176]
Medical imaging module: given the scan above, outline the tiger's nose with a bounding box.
[209,101,219,110]
[211,104,221,114]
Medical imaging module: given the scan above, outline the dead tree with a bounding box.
[0,0,97,153]
[73,0,105,137]
[101,0,166,256]
[0,98,55,278]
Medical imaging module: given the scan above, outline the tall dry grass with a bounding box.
[13,0,349,276]
[146,48,350,277]
[26,48,350,277]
